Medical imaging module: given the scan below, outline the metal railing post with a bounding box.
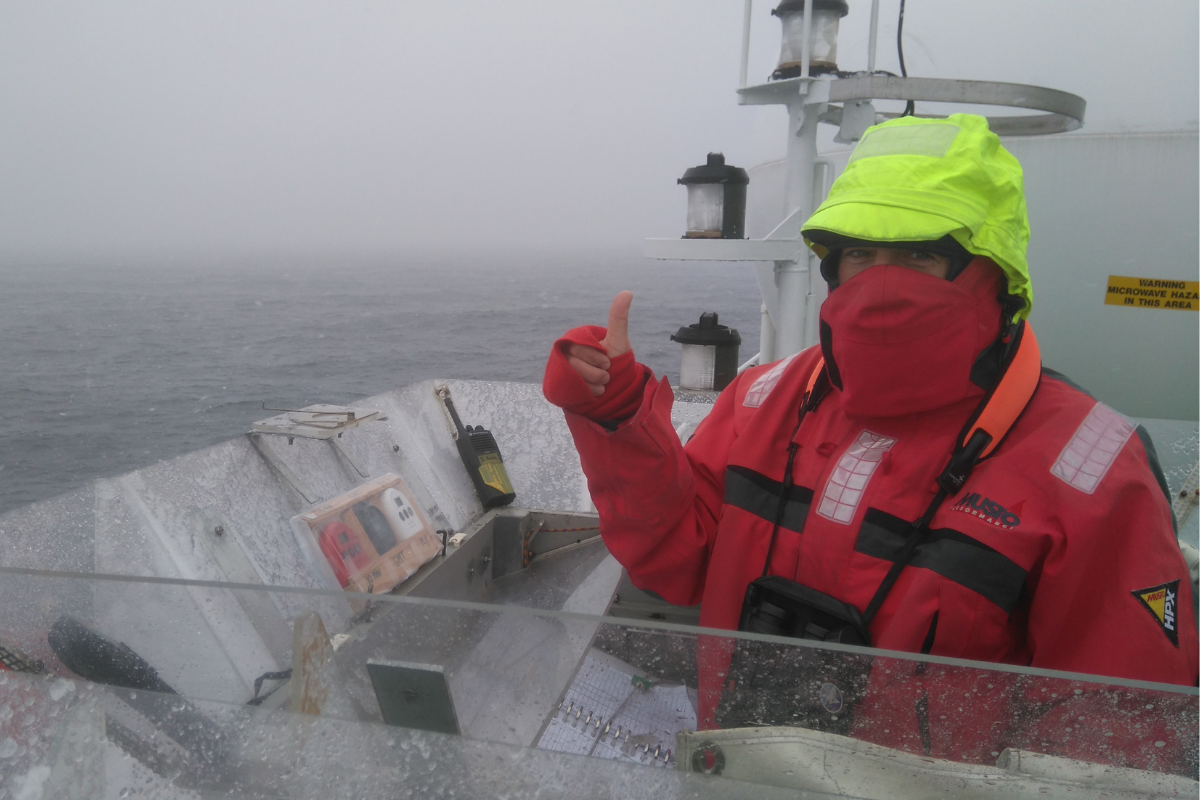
[739,0,753,89]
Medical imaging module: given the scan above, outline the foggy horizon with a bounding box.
[2,1,1196,264]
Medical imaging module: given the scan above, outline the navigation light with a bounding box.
[678,153,749,240]
[771,0,849,79]
[672,312,742,392]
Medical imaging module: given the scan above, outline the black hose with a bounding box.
[897,0,915,117]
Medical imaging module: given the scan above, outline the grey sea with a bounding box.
[0,252,763,515]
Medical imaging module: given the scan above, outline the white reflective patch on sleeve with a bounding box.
[1050,402,1135,494]
[743,354,797,408]
[817,431,896,524]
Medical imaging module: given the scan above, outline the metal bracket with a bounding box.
[834,100,877,143]
[252,403,380,441]
[368,661,461,735]
[247,433,316,504]
[801,77,830,105]
[328,437,370,480]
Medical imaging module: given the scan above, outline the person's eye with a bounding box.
[907,250,934,260]
[844,248,872,259]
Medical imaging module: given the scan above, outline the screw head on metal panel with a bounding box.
[691,742,726,775]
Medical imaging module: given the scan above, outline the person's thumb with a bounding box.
[602,291,633,357]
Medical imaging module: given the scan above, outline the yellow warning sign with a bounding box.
[1105,275,1199,311]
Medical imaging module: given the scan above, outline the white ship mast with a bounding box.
[647,0,1085,364]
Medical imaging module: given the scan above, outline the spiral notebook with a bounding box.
[536,648,697,767]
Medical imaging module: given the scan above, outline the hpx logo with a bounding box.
[1132,580,1180,646]
[950,492,1021,529]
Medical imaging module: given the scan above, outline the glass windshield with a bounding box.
[1,568,1194,798]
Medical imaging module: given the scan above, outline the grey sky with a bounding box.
[1,1,1195,259]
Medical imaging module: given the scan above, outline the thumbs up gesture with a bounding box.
[565,291,633,396]
[542,290,647,421]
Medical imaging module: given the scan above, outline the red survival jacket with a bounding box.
[563,341,1198,761]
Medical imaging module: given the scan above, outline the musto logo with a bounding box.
[949,492,1021,529]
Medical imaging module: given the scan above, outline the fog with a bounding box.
[0,1,1196,260]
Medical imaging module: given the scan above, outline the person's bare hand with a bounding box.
[565,291,633,397]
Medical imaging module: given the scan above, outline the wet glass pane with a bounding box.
[0,569,1194,798]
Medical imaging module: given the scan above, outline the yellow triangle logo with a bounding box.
[1131,581,1180,647]
[1135,588,1167,624]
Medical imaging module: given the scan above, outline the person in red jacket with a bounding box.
[543,115,1197,767]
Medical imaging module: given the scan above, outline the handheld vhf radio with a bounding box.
[437,386,516,509]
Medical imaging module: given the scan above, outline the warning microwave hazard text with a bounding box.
[1105,276,1199,311]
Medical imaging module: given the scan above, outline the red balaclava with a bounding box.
[817,257,1007,418]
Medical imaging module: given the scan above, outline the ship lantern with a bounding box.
[672,312,742,392]
[678,153,749,239]
[771,0,849,79]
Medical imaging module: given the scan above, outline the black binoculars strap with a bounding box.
[761,371,830,578]
[858,486,950,628]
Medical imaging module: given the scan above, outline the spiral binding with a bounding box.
[555,699,674,765]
